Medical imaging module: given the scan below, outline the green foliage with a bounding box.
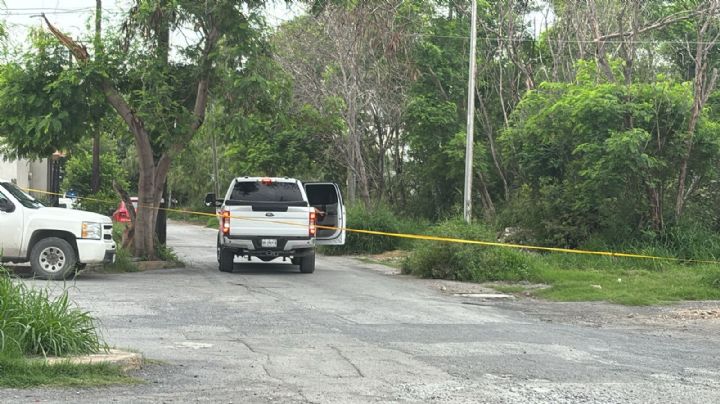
[0,30,103,158]
[207,216,220,228]
[500,78,720,246]
[103,247,139,273]
[321,204,405,255]
[399,221,720,305]
[0,358,137,388]
[61,137,130,215]
[0,268,105,358]
[156,245,182,265]
[403,220,536,282]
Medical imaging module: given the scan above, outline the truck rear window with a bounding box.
[230,181,304,203]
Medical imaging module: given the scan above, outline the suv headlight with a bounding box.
[81,222,102,240]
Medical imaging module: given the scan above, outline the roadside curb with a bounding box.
[44,349,143,372]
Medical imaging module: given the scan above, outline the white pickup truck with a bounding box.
[206,177,345,274]
[0,179,116,279]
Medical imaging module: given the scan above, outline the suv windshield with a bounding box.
[230,181,304,203]
[0,182,44,209]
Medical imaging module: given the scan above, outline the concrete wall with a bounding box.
[0,156,49,191]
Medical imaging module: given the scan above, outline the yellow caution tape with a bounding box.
[19,187,720,265]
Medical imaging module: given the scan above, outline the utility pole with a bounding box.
[464,0,477,224]
[91,0,102,194]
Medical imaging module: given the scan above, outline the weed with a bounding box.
[0,267,105,358]
[102,248,138,273]
[400,219,720,305]
[321,204,428,255]
[0,357,139,388]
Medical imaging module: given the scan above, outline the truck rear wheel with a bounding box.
[219,248,234,273]
[30,237,77,280]
[299,252,315,274]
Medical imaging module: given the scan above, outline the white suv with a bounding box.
[0,179,116,279]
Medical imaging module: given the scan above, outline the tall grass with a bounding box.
[320,204,428,255]
[400,219,720,305]
[402,220,536,282]
[0,267,105,358]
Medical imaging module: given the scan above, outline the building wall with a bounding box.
[0,157,49,191]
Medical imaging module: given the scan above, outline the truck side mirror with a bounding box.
[0,199,15,213]
[204,193,217,207]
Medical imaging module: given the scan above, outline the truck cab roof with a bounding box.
[234,177,298,183]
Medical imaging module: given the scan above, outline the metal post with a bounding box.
[464,0,478,224]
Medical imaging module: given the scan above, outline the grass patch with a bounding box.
[402,220,720,305]
[102,247,139,273]
[0,357,139,388]
[320,204,429,255]
[0,269,105,357]
[530,261,720,305]
[0,267,139,388]
[489,285,528,294]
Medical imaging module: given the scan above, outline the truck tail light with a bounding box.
[309,211,317,237]
[221,210,231,235]
[261,178,273,185]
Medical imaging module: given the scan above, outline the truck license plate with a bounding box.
[261,239,277,248]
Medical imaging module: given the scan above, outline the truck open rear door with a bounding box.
[304,182,346,246]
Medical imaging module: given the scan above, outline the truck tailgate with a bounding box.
[228,206,309,238]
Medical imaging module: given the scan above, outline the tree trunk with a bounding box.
[91,126,101,193]
[646,186,663,231]
[676,1,720,218]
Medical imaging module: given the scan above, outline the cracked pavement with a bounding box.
[2,221,720,403]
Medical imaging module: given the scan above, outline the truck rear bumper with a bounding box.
[223,236,315,251]
[223,236,315,258]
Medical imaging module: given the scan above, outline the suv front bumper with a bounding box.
[77,239,117,264]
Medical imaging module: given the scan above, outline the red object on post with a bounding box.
[113,201,131,223]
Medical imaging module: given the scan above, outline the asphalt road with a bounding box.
[2,221,720,403]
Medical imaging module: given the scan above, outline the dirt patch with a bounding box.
[669,308,720,320]
[44,349,143,372]
[367,250,410,266]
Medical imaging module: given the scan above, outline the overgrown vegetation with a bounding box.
[0,268,105,358]
[320,204,425,255]
[0,266,138,387]
[0,358,137,388]
[401,221,720,305]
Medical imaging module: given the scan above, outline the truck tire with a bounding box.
[219,248,234,273]
[30,237,77,280]
[299,252,315,274]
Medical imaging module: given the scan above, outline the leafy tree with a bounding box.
[0,30,101,159]
[501,72,720,246]
[61,136,130,215]
[22,1,273,258]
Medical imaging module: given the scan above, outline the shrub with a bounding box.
[320,203,404,255]
[0,268,104,358]
[402,220,537,282]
